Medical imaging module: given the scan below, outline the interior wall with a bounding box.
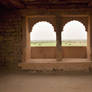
[31,47,87,59]
[0,10,23,69]
[0,8,89,70]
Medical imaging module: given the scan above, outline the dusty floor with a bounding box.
[0,72,92,92]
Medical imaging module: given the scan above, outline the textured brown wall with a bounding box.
[0,10,23,69]
[31,47,87,59]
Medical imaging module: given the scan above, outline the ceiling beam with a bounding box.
[88,1,92,7]
[23,0,90,3]
[0,0,24,8]
[22,0,90,5]
[8,0,24,8]
[0,0,91,9]
[0,0,9,6]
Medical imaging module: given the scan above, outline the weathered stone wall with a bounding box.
[0,8,90,71]
[0,10,23,70]
[31,47,87,59]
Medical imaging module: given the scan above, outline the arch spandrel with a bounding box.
[61,17,88,32]
[27,16,56,32]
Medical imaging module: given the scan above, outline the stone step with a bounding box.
[19,59,92,72]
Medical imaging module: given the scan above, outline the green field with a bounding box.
[31,40,87,47]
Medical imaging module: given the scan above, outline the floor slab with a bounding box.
[0,72,92,92]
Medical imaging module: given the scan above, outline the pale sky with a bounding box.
[30,20,87,41]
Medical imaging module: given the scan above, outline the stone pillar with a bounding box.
[23,17,31,62]
[55,15,62,61]
[87,14,92,61]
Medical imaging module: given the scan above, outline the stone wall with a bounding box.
[0,10,23,70]
[31,47,87,59]
[0,8,90,71]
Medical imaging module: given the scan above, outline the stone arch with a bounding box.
[31,21,55,32]
[62,20,87,46]
[62,20,86,32]
[61,17,88,32]
[30,21,56,42]
[27,16,56,32]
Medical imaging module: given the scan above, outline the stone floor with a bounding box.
[0,72,92,92]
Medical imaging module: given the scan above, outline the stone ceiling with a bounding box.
[0,0,92,9]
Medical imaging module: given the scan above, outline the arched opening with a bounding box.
[30,21,56,47]
[62,20,87,46]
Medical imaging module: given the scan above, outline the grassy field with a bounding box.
[31,40,87,47]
